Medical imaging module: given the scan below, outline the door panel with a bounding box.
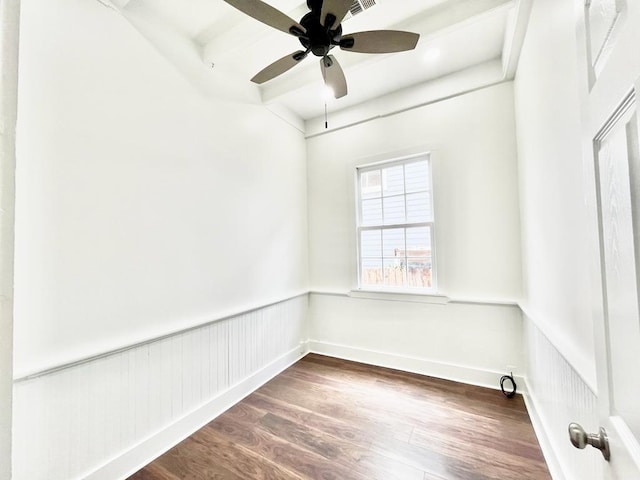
[586,0,625,79]
[585,0,640,475]
[593,91,640,478]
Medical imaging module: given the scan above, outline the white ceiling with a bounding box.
[110,0,529,124]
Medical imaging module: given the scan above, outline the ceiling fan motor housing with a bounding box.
[306,0,323,13]
[299,11,343,57]
[222,0,419,96]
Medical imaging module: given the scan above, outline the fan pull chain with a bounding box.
[325,101,329,129]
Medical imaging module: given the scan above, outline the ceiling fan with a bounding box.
[220,0,420,98]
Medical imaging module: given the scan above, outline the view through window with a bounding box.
[356,155,435,291]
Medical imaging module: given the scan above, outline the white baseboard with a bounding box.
[85,344,308,480]
[522,381,568,480]
[308,340,526,393]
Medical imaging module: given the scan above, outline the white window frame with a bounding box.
[355,153,437,294]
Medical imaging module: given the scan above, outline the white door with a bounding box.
[579,0,640,477]
[591,88,640,479]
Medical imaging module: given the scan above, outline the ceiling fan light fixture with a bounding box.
[221,0,419,98]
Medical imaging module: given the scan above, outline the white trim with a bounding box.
[14,291,309,382]
[355,152,431,172]
[355,154,437,294]
[304,80,511,139]
[448,296,519,307]
[521,380,569,480]
[83,343,309,480]
[349,289,449,304]
[310,289,518,307]
[308,340,526,393]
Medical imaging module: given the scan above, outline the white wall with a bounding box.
[306,82,524,385]
[14,0,308,378]
[12,0,309,478]
[0,0,20,478]
[514,0,602,478]
[513,0,597,386]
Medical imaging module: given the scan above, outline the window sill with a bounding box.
[348,289,450,304]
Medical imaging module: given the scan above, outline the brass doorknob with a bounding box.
[568,423,610,461]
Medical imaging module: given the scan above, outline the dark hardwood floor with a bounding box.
[128,354,551,480]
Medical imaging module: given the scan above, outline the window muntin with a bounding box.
[356,156,435,292]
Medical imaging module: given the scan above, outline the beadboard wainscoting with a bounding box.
[12,294,308,480]
[12,294,606,480]
[523,317,602,480]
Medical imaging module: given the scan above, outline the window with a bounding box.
[356,154,435,292]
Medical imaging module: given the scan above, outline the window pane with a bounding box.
[384,258,406,287]
[383,195,405,225]
[361,258,383,286]
[361,198,382,225]
[407,257,432,288]
[406,226,431,254]
[360,169,382,199]
[357,156,434,292]
[406,192,432,223]
[405,160,429,192]
[383,228,405,258]
[382,165,404,197]
[360,230,382,258]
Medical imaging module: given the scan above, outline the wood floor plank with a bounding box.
[244,392,383,447]
[188,429,304,480]
[254,410,425,480]
[127,462,181,480]
[256,376,416,439]
[294,355,530,422]
[207,404,370,480]
[410,427,550,480]
[129,354,551,480]
[137,437,245,480]
[288,356,539,449]
[368,432,496,480]
[262,369,530,451]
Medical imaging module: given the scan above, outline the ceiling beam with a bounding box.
[201,0,308,66]
[501,0,532,79]
[120,1,261,104]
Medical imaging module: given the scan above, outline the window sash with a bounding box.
[355,155,435,292]
[357,223,435,291]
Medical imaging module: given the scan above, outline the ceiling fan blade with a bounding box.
[320,0,352,30]
[340,30,420,53]
[222,0,306,37]
[320,55,347,99]
[251,50,308,84]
